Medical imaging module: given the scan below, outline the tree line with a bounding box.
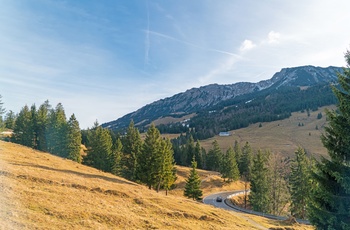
[1,100,177,194]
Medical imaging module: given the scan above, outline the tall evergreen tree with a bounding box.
[184,157,203,200]
[290,147,312,219]
[4,110,16,130]
[185,135,195,166]
[234,140,242,168]
[206,140,222,171]
[138,123,162,189]
[307,50,350,229]
[221,146,240,182]
[12,105,34,147]
[194,141,203,169]
[84,125,113,172]
[46,103,68,157]
[249,150,270,213]
[30,104,38,148]
[157,138,177,194]
[122,120,142,181]
[36,100,51,152]
[66,114,82,162]
[110,138,123,176]
[239,142,253,180]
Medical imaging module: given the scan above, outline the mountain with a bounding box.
[102,66,342,131]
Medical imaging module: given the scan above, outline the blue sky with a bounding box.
[1,0,350,128]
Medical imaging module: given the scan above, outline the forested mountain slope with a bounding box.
[103,66,342,139]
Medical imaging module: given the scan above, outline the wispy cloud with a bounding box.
[146,30,241,58]
[240,39,256,52]
[268,31,281,44]
[144,0,150,68]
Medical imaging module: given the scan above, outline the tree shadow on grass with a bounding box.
[10,162,137,187]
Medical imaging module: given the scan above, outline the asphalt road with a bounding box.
[203,190,268,230]
[203,190,246,211]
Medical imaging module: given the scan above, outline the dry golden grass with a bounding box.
[0,141,313,229]
[200,105,335,158]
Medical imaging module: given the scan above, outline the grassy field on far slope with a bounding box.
[200,105,335,158]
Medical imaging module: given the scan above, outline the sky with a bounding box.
[1,0,350,129]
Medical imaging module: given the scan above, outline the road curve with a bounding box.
[203,190,268,230]
[203,190,310,225]
[203,190,246,211]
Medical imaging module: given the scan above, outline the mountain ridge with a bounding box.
[103,65,342,130]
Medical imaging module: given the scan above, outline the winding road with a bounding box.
[203,190,268,230]
[203,190,310,228]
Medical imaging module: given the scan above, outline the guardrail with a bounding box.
[226,190,310,225]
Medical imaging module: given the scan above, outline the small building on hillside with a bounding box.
[219,132,231,137]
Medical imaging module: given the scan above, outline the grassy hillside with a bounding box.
[200,105,335,158]
[0,141,313,229]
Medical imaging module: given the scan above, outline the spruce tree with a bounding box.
[12,105,34,147]
[46,103,68,157]
[249,150,270,213]
[206,140,222,171]
[194,141,203,169]
[66,114,82,162]
[221,147,240,182]
[308,50,350,229]
[122,120,142,181]
[36,100,51,152]
[290,147,312,219]
[138,123,161,189]
[84,125,113,172]
[184,157,203,200]
[185,135,195,166]
[240,142,253,180]
[4,110,16,130]
[158,138,177,194]
[110,138,123,176]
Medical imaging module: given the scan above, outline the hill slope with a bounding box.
[199,105,334,158]
[0,141,313,229]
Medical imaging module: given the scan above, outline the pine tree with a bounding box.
[249,150,270,213]
[184,157,203,200]
[46,103,68,157]
[234,140,242,168]
[158,138,177,194]
[221,147,240,182]
[4,110,16,130]
[110,138,123,176]
[66,114,82,162]
[122,120,142,181]
[12,105,34,147]
[84,125,113,172]
[30,104,38,148]
[138,123,162,189]
[36,100,51,152]
[307,50,350,229]
[290,147,312,219]
[185,135,195,166]
[194,141,203,169]
[239,142,253,180]
[206,140,222,171]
